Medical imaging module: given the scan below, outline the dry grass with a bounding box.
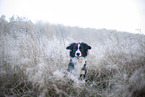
[0,16,145,97]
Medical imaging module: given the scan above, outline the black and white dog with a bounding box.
[66,42,91,81]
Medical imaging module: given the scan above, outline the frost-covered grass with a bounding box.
[0,16,145,97]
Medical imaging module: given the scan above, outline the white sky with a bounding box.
[0,0,145,33]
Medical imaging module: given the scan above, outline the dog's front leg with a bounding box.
[80,64,87,81]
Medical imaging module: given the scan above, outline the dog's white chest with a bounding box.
[71,58,86,77]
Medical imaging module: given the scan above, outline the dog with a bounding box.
[66,42,91,81]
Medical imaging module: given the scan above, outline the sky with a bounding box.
[0,0,145,34]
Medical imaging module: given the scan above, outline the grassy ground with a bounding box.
[0,16,145,97]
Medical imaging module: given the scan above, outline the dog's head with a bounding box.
[66,42,91,59]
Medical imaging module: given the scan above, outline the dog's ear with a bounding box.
[81,42,91,50]
[66,43,76,50]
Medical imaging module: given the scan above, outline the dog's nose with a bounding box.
[77,53,80,56]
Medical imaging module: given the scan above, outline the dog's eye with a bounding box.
[75,46,77,50]
[79,47,82,50]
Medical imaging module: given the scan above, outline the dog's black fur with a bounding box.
[66,42,91,81]
[66,42,91,58]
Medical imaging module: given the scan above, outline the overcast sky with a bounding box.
[0,0,145,33]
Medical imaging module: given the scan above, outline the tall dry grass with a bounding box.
[0,15,145,97]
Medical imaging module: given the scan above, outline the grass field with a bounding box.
[0,16,145,97]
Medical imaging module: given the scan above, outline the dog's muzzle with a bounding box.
[76,53,81,59]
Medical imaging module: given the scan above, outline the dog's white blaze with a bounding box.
[75,44,82,57]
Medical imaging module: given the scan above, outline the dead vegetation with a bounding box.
[0,16,145,97]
